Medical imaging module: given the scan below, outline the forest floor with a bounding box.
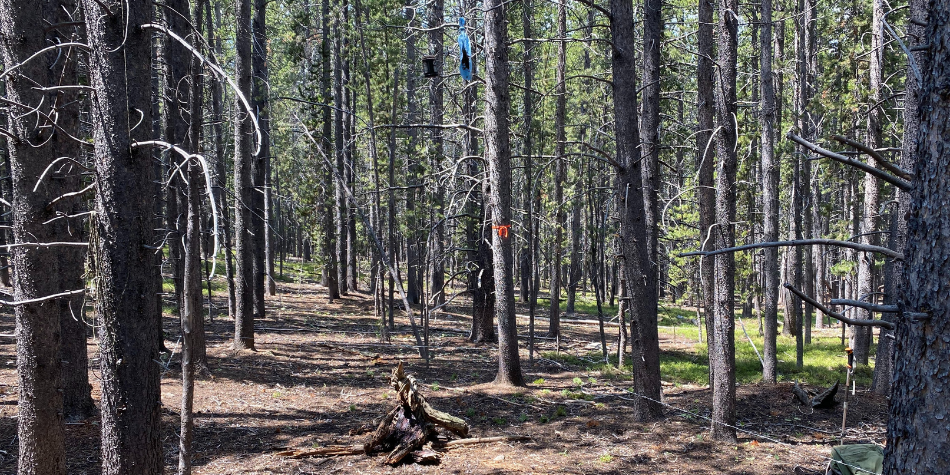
[0,264,888,474]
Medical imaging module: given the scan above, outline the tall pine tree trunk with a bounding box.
[641,0,662,300]
[233,0,256,350]
[609,0,662,421]
[759,0,779,383]
[696,0,717,385]
[484,0,524,386]
[84,0,163,470]
[711,0,739,441]
[853,0,883,366]
[873,0,925,395]
[428,0,445,305]
[883,7,950,468]
[1,0,83,469]
[549,0,567,338]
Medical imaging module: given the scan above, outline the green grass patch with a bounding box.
[539,303,874,388]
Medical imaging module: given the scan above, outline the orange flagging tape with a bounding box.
[492,224,511,238]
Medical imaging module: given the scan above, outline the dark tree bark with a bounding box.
[233,0,256,350]
[609,0,662,421]
[484,0,523,386]
[460,19,493,344]
[404,0,422,305]
[521,0,538,360]
[883,7,950,470]
[83,0,163,471]
[427,0,445,306]
[711,0,739,441]
[165,0,192,314]
[565,199,582,315]
[253,0,273,310]
[696,0,716,386]
[549,0,566,338]
[188,0,208,371]
[209,0,235,320]
[333,5,348,295]
[873,0,925,395]
[343,42,357,293]
[320,0,340,301]
[179,156,202,475]
[641,0,662,296]
[0,0,86,470]
[179,3,206,473]
[759,0,779,383]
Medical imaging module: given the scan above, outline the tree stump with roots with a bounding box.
[363,363,469,465]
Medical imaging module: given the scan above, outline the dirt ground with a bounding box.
[0,275,888,474]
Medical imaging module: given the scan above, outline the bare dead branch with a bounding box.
[787,132,911,190]
[831,135,912,180]
[830,299,930,320]
[46,183,95,208]
[679,238,902,260]
[374,123,483,134]
[0,288,86,307]
[132,140,221,276]
[0,242,88,250]
[33,157,92,192]
[140,23,262,156]
[0,43,90,82]
[784,284,895,330]
[295,115,427,360]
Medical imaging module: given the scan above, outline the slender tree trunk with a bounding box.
[210,0,235,320]
[549,0,567,338]
[521,0,537,360]
[711,0,739,441]
[760,0,779,383]
[696,0,717,386]
[484,0,524,386]
[404,3,421,304]
[565,199,581,315]
[428,0,445,306]
[344,48,358,293]
[609,0,662,421]
[84,0,163,471]
[233,0,256,350]
[250,0,268,319]
[853,0,883,366]
[189,0,208,371]
[642,0,662,299]
[332,4,348,295]
[320,0,340,301]
[179,159,203,475]
[253,0,275,298]
[165,0,193,315]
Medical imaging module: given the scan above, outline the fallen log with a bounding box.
[275,445,364,458]
[440,435,530,447]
